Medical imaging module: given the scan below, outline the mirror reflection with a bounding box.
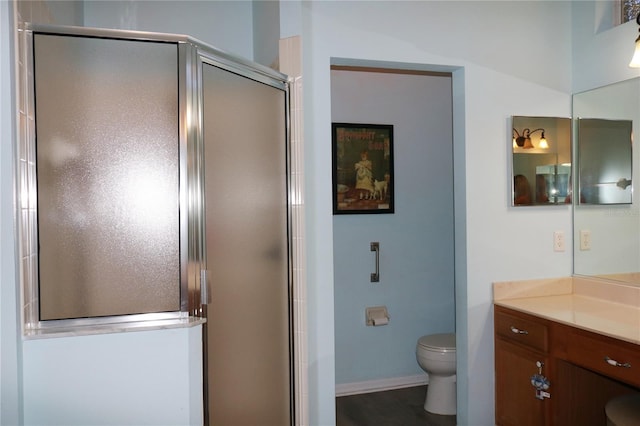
[577,118,632,205]
[573,77,640,281]
[511,116,572,206]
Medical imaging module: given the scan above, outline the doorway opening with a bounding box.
[330,63,465,421]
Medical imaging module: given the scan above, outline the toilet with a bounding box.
[415,333,456,415]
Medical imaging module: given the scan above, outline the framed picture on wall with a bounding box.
[332,123,394,214]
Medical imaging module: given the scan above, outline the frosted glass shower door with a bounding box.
[34,34,180,321]
[202,64,291,425]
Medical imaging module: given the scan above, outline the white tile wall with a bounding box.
[279,36,308,426]
[15,0,56,331]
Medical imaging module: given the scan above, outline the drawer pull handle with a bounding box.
[605,356,631,368]
[510,325,529,335]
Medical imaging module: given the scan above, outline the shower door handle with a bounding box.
[371,242,380,282]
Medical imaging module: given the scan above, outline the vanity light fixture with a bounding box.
[513,128,548,149]
[630,12,640,68]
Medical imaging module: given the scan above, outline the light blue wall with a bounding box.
[23,327,202,425]
[331,69,455,385]
[1,2,21,424]
[84,1,254,61]
[252,0,280,68]
[48,0,84,26]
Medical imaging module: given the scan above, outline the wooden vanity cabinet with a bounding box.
[495,306,552,426]
[565,328,640,387]
[495,304,640,426]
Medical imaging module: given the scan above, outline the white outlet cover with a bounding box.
[554,231,565,252]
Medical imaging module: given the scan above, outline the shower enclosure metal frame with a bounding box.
[17,23,295,424]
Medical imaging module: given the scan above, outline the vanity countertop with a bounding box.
[493,276,640,345]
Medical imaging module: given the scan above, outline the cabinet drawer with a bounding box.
[566,330,640,388]
[495,308,548,353]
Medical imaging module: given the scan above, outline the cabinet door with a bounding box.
[495,338,549,426]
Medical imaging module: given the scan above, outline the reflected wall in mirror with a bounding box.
[573,77,640,281]
[577,118,632,205]
[511,116,571,206]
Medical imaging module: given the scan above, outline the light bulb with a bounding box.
[538,133,549,149]
[630,38,640,68]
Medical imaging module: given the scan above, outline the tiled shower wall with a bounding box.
[280,36,308,426]
[14,1,55,331]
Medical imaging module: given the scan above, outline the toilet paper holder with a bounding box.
[366,306,389,326]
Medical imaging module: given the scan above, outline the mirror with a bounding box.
[511,116,572,206]
[573,77,640,281]
[577,121,632,205]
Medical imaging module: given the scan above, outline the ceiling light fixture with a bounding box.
[630,12,640,68]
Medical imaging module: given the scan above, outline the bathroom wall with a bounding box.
[1,2,20,423]
[331,69,455,389]
[23,328,202,426]
[84,1,254,61]
[252,0,280,68]
[301,2,574,424]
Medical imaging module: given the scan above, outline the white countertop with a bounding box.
[493,276,640,345]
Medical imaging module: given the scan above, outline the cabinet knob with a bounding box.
[510,325,529,335]
[605,356,631,368]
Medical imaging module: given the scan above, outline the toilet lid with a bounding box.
[418,333,456,351]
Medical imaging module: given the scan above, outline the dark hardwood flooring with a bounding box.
[336,385,457,426]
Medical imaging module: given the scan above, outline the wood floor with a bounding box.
[336,385,457,426]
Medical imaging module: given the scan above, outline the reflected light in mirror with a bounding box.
[538,131,549,149]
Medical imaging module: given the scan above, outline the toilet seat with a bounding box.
[418,333,456,352]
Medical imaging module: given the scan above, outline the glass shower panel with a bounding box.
[202,63,290,425]
[34,34,180,320]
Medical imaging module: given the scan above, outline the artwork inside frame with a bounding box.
[332,123,394,214]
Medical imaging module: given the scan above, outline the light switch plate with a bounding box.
[580,230,591,251]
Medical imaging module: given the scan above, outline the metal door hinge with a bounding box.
[200,269,211,305]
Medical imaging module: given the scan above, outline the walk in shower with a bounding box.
[18,24,294,425]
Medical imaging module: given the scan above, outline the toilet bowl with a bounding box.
[415,333,456,415]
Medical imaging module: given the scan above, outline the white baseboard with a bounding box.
[335,374,428,397]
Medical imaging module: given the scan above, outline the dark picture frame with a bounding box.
[332,123,394,214]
